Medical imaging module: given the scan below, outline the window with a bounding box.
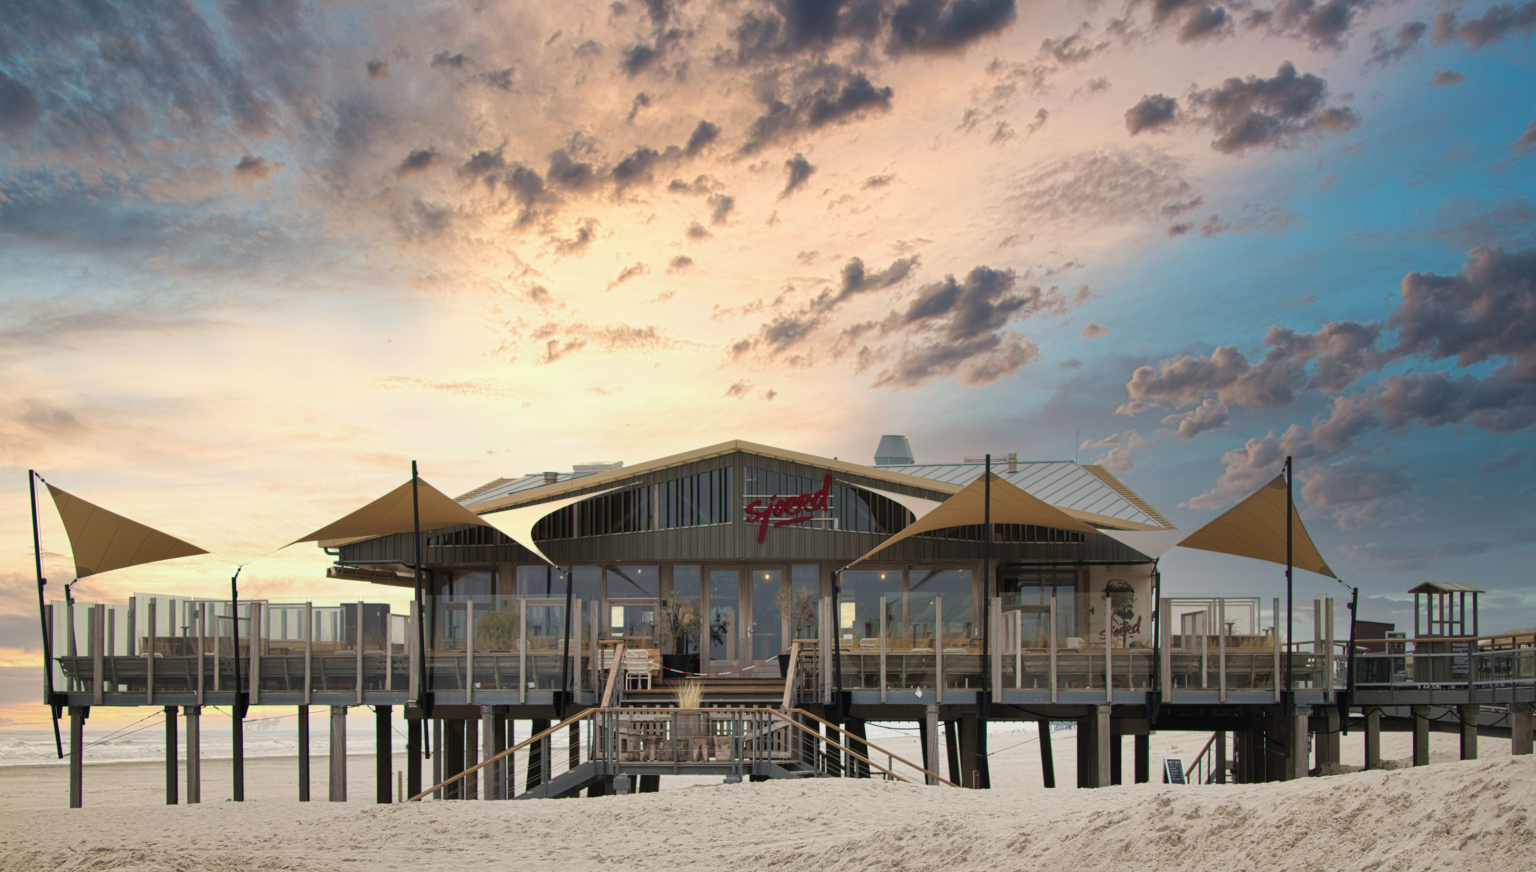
[532,468,732,540]
[1000,570,1078,646]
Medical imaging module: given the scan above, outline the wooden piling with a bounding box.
[527,718,549,791]
[481,707,497,800]
[377,705,393,804]
[298,705,311,801]
[1215,730,1227,783]
[1364,707,1381,769]
[1110,717,1123,785]
[1133,732,1149,784]
[69,706,86,808]
[232,708,245,802]
[943,720,960,786]
[464,718,478,800]
[1459,704,1479,761]
[407,717,422,799]
[329,705,347,802]
[1412,706,1430,766]
[1038,719,1056,788]
[185,705,201,804]
[164,705,178,805]
[1511,702,1533,756]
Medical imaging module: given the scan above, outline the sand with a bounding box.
[0,726,1527,871]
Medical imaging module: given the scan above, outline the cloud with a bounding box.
[1081,322,1109,338]
[1365,21,1427,68]
[1431,70,1465,87]
[1161,398,1230,438]
[395,149,439,177]
[1434,2,1536,50]
[606,261,649,290]
[863,174,895,188]
[684,120,720,155]
[781,153,817,197]
[738,255,920,358]
[1260,0,1374,49]
[1481,448,1524,473]
[1517,116,1536,152]
[1007,147,1200,227]
[366,59,389,79]
[431,51,471,70]
[1179,6,1232,43]
[232,154,277,181]
[1186,62,1359,153]
[1199,205,1300,236]
[708,193,735,224]
[723,380,751,398]
[1125,94,1179,134]
[888,0,1019,54]
[667,255,694,272]
[743,66,894,153]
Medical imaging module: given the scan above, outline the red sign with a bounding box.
[745,473,833,543]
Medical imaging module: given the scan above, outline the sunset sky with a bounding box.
[2,0,1534,725]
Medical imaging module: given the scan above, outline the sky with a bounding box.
[2,0,1534,727]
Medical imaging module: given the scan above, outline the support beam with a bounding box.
[443,719,464,799]
[164,706,178,805]
[846,717,870,779]
[957,713,979,788]
[1511,702,1532,757]
[1214,731,1227,784]
[432,720,443,800]
[491,712,507,800]
[1288,705,1311,781]
[482,707,498,800]
[232,709,245,802]
[1459,704,1479,761]
[527,718,549,792]
[1097,705,1112,789]
[1110,718,1123,786]
[638,775,660,793]
[1364,707,1381,770]
[329,705,347,802]
[464,717,479,800]
[1038,720,1056,789]
[1134,733,1149,784]
[923,705,939,786]
[1412,706,1430,767]
[186,706,201,804]
[376,705,393,804]
[298,705,310,801]
[943,720,960,786]
[1318,706,1340,770]
[407,717,422,799]
[1076,716,1096,788]
[69,706,86,809]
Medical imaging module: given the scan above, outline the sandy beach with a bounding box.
[0,725,1526,871]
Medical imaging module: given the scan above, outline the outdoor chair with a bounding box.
[624,649,655,689]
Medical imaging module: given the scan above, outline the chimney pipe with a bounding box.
[543,472,559,485]
[1007,453,1017,474]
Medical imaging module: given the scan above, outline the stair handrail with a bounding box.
[407,707,594,802]
[601,643,626,708]
[1188,730,1221,784]
[780,642,802,710]
[781,708,958,787]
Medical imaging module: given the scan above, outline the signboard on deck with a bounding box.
[1163,758,1186,784]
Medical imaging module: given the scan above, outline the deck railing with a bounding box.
[1352,635,1536,691]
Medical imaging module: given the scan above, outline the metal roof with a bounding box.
[875,460,1171,529]
[459,470,602,504]
[1408,581,1485,594]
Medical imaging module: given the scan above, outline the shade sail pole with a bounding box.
[979,456,992,789]
[231,567,246,719]
[559,567,574,720]
[1285,455,1293,702]
[411,462,431,719]
[30,471,62,759]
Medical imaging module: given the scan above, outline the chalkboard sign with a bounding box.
[1163,757,1186,784]
[1451,640,1471,677]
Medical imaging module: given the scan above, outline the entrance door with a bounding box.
[705,569,741,673]
[747,568,785,677]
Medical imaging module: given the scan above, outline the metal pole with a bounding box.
[832,569,844,721]
[1341,584,1358,729]
[559,567,574,720]
[412,461,432,719]
[30,471,63,759]
[1285,456,1294,705]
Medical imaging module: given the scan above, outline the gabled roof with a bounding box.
[462,440,1173,532]
[1408,581,1484,594]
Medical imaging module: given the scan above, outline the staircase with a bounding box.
[409,706,954,802]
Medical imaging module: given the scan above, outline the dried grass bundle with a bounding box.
[675,680,704,709]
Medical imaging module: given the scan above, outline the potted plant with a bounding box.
[474,608,520,653]
[658,592,701,678]
[773,585,817,677]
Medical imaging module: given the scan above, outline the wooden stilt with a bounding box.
[481,707,498,800]
[1038,719,1056,788]
[1511,702,1532,756]
[1076,715,1095,788]
[846,717,870,779]
[407,717,422,799]
[1289,706,1311,780]
[432,719,443,800]
[376,705,393,804]
[1110,718,1124,785]
[1459,704,1479,761]
[1364,707,1381,770]
[492,713,507,800]
[69,706,86,808]
[1215,731,1227,783]
[1133,732,1149,784]
[639,774,660,793]
[185,705,201,804]
[232,708,245,802]
[164,705,178,805]
[1320,707,1340,769]
[1412,706,1430,767]
[298,705,310,801]
[1096,705,1112,789]
[329,705,347,802]
[527,718,549,791]
[464,717,479,800]
[443,719,464,800]
[957,713,978,788]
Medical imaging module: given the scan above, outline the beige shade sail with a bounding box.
[47,485,208,578]
[478,487,622,566]
[1177,475,1336,578]
[292,478,490,546]
[849,472,1099,567]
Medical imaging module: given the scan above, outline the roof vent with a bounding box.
[874,435,914,466]
[542,471,559,484]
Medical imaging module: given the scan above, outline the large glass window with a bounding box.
[1001,570,1077,646]
[666,566,702,654]
[708,569,740,661]
[789,565,820,641]
[838,570,903,643]
[910,569,975,646]
[605,565,659,598]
